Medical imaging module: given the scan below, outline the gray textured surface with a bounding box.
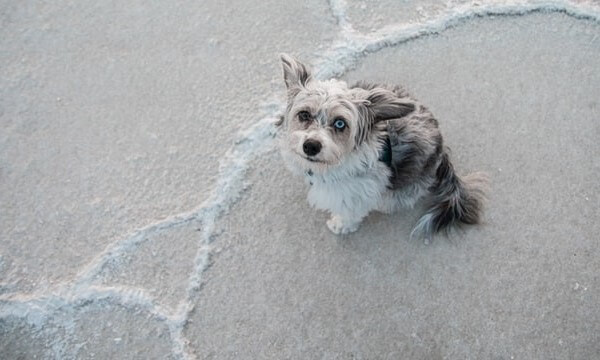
[188,12,600,359]
[342,0,600,33]
[1,1,599,359]
[0,0,335,293]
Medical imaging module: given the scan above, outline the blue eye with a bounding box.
[333,118,346,130]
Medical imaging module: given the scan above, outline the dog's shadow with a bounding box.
[327,201,476,267]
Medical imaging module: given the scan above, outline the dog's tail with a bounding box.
[411,152,487,241]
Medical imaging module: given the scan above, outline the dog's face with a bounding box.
[277,54,415,175]
[281,74,363,171]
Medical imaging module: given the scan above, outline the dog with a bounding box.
[276,54,487,240]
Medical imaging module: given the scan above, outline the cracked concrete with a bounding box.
[1,1,599,359]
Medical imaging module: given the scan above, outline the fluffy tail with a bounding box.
[411,152,488,241]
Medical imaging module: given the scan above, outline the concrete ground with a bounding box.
[1,1,599,359]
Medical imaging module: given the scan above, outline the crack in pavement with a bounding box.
[1,1,599,358]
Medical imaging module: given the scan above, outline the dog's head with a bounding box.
[277,54,414,175]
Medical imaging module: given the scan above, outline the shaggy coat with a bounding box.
[277,54,486,239]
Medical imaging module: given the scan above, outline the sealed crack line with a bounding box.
[2,1,600,359]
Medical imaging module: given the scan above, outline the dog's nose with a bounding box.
[303,139,322,156]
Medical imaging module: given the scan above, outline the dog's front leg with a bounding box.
[326,210,368,235]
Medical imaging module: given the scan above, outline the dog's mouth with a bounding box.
[304,156,322,163]
[292,151,326,164]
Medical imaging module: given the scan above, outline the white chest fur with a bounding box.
[305,162,391,219]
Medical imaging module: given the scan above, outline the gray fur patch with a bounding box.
[352,81,488,239]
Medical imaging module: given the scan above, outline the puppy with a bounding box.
[277,54,486,240]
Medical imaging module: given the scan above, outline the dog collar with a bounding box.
[378,135,392,167]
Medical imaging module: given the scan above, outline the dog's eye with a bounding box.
[333,118,347,130]
[297,111,311,122]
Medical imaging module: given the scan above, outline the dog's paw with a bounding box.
[326,215,359,235]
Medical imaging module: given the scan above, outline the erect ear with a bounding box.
[280,53,312,96]
[366,88,416,122]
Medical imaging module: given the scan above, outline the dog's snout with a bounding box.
[303,139,322,156]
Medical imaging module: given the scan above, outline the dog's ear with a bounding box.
[280,53,312,96]
[366,88,415,122]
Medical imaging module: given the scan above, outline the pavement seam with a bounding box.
[1,1,599,358]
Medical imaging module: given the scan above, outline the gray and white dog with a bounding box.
[277,54,486,240]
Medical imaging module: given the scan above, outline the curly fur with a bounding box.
[277,54,487,240]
